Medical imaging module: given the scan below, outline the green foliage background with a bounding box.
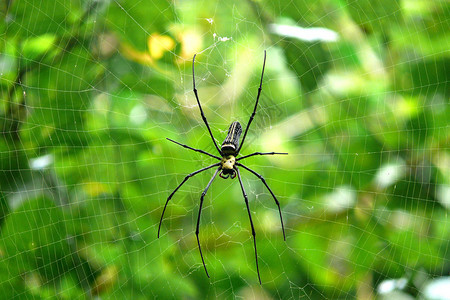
[0,0,448,299]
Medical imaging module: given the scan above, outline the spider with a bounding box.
[157,51,287,284]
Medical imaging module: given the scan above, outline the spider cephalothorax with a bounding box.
[158,51,287,284]
[220,155,236,179]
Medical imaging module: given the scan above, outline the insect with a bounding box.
[157,51,287,284]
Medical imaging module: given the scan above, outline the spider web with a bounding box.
[0,0,449,298]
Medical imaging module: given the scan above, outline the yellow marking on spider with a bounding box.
[221,155,236,170]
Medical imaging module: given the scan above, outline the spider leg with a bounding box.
[193,54,222,155]
[237,151,288,161]
[196,166,221,278]
[158,162,220,238]
[236,162,286,241]
[236,50,266,154]
[235,166,261,284]
[166,138,221,160]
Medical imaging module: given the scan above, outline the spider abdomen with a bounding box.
[221,121,242,155]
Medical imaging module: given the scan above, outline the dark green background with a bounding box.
[1,0,448,299]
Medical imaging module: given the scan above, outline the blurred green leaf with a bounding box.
[22,45,102,150]
[5,0,82,37]
[344,0,402,34]
[105,0,175,51]
[0,197,72,293]
[21,34,57,64]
